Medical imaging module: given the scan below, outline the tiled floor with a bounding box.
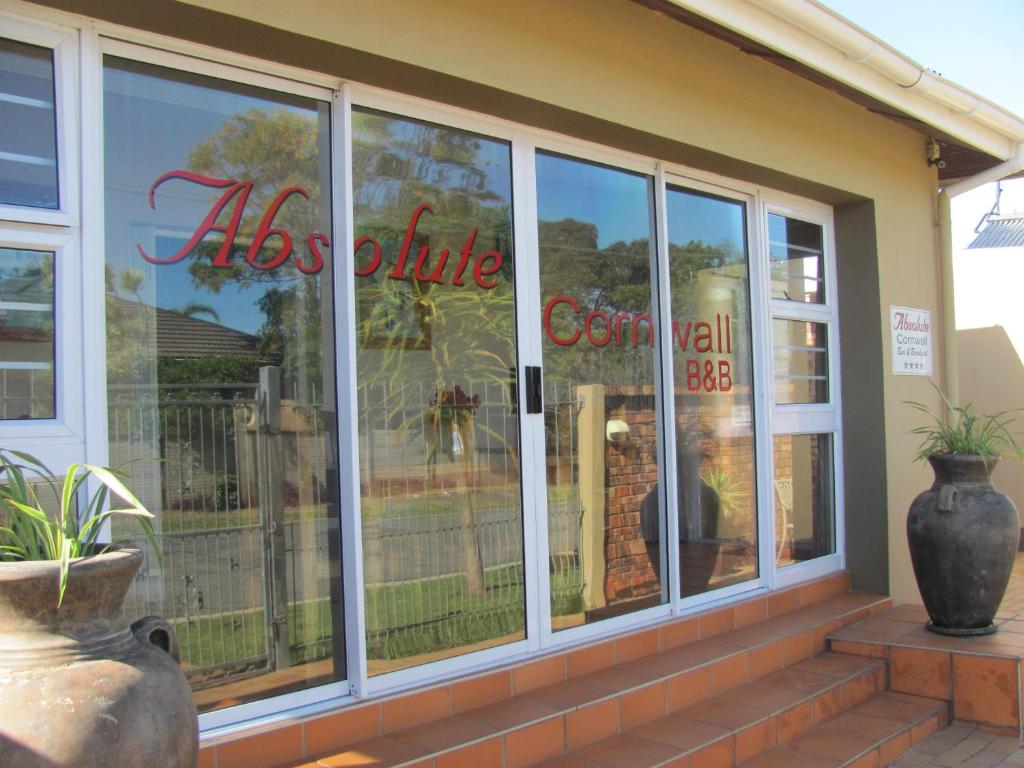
[888,554,1024,765]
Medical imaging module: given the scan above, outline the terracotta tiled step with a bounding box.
[224,576,886,768]
[827,604,1024,736]
[286,650,885,768]
[525,654,887,768]
[738,691,948,768]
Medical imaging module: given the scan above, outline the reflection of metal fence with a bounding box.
[107,375,587,687]
[109,378,338,689]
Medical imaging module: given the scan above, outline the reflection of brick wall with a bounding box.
[604,390,660,603]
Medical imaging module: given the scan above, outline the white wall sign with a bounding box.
[890,306,933,375]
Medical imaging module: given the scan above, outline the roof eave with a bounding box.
[662,0,1024,162]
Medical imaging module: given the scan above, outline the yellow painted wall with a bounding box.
[178,0,944,602]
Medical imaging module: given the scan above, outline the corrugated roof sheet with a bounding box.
[968,217,1024,250]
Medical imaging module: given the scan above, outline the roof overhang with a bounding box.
[634,0,1024,185]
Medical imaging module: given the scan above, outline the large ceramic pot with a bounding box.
[0,549,198,767]
[907,453,1020,635]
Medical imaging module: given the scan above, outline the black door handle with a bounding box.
[525,366,543,414]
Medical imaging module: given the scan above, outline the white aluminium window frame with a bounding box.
[0,10,83,469]
[761,196,845,587]
[0,9,79,227]
[6,0,852,736]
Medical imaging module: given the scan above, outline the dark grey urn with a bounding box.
[907,454,1020,635]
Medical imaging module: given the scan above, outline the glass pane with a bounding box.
[774,434,835,567]
[352,108,524,675]
[537,152,665,630]
[666,187,757,597]
[0,38,58,209]
[768,214,824,303]
[0,247,55,419]
[773,319,828,404]
[103,57,342,712]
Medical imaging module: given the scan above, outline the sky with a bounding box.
[819,0,1024,354]
[819,0,1024,249]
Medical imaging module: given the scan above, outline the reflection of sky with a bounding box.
[667,187,745,254]
[536,153,653,248]
[354,110,513,212]
[152,237,275,335]
[104,59,327,337]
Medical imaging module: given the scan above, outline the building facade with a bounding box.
[2,0,1022,757]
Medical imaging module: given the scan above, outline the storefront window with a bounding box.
[537,152,665,628]
[352,108,525,674]
[774,434,835,566]
[666,187,758,597]
[103,57,342,712]
[0,37,58,209]
[0,247,54,419]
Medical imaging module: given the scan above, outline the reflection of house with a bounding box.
[11,0,1024,765]
[153,306,265,362]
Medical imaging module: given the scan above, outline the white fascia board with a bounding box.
[667,0,1024,160]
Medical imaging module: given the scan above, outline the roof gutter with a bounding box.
[664,0,1024,160]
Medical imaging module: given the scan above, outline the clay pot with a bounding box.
[907,454,1020,635]
[0,549,198,767]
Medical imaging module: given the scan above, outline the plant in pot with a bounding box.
[0,449,198,768]
[906,389,1023,636]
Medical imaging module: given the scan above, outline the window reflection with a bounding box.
[775,434,835,566]
[773,319,828,404]
[103,58,342,712]
[666,187,757,597]
[352,108,525,674]
[537,152,665,629]
[0,247,54,419]
[769,214,824,303]
[0,37,58,209]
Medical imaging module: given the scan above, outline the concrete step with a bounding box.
[275,587,890,768]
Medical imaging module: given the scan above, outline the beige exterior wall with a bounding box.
[173,0,944,602]
[954,247,1024,514]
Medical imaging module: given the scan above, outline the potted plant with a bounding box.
[906,389,1022,636]
[0,449,198,768]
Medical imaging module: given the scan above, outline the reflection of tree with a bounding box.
[539,219,656,388]
[353,111,516,597]
[184,108,327,399]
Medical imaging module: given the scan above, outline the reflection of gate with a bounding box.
[109,372,335,690]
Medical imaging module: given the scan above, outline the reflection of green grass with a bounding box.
[174,598,335,677]
[360,488,521,521]
[144,505,329,534]
[365,564,525,660]
[173,564,584,681]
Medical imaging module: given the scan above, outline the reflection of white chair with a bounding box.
[775,477,793,562]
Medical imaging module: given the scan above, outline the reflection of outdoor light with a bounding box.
[606,419,629,443]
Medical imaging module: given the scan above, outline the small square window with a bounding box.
[0,247,55,419]
[0,37,59,210]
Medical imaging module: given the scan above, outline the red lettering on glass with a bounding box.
[354,236,382,276]
[247,187,307,270]
[718,361,732,392]
[672,320,692,350]
[354,206,503,289]
[138,171,325,274]
[584,310,612,347]
[543,295,582,346]
[299,233,330,275]
[473,251,502,289]
[632,313,654,348]
[694,321,713,353]
[686,358,701,392]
